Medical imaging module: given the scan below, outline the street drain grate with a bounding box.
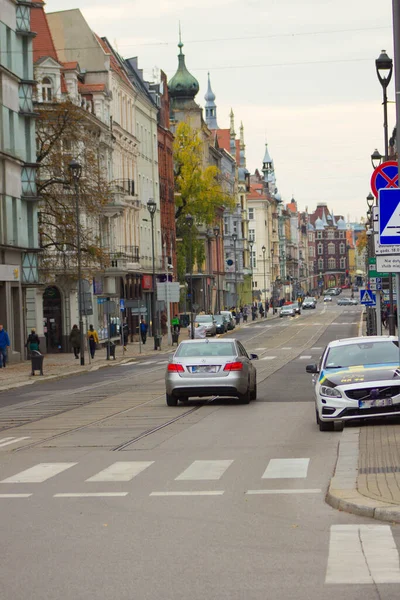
[359,466,400,474]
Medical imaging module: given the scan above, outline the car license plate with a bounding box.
[359,398,393,409]
[191,365,217,373]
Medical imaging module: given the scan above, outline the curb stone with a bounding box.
[326,428,400,523]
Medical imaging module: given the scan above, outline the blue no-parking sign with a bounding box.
[379,188,400,245]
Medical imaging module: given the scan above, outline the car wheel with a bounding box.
[316,409,334,431]
[279,315,282,318]
[250,380,257,400]
[239,387,251,404]
[334,421,344,432]
[166,393,178,407]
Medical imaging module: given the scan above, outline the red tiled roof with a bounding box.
[79,83,106,94]
[287,200,297,213]
[62,61,79,70]
[31,2,59,63]
[95,35,131,86]
[213,129,230,153]
[248,185,268,200]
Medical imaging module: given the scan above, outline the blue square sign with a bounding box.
[360,289,376,305]
[379,188,400,245]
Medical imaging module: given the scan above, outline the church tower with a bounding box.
[204,72,218,129]
[168,30,199,113]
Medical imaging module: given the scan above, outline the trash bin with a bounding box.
[30,350,44,376]
[155,335,162,349]
[172,331,180,345]
[109,341,116,360]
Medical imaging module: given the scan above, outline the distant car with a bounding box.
[306,336,400,431]
[280,305,296,317]
[302,297,316,309]
[324,288,339,296]
[337,297,358,306]
[194,315,216,336]
[324,295,332,302]
[219,311,235,330]
[165,338,258,405]
[213,314,228,334]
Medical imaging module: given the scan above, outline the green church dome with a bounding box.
[168,39,199,99]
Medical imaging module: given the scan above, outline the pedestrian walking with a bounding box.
[69,324,81,359]
[87,324,99,359]
[26,329,40,355]
[140,317,148,345]
[121,321,129,351]
[161,312,167,336]
[0,324,10,368]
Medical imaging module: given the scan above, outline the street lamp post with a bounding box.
[213,225,221,313]
[69,159,84,366]
[186,214,194,339]
[232,233,238,308]
[270,247,274,312]
[147,198,158,350]
[376,50,395,335]
[262,245,266,316]
[249,239,254,306]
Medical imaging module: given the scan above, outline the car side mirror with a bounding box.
[250,353,259,360]
[306,363,319,374]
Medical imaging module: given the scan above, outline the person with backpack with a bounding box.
[69,324,80,359]
[87,324,99,359]
[26,328,40,355]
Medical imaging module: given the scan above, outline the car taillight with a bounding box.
[223,361,243,371]
[167,363,184,372]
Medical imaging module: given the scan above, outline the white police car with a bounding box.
[306,336,400,431]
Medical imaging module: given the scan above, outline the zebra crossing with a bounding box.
[0,436,30,448]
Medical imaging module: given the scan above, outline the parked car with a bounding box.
[213,314,228,334]
[302,297,316,309]
[194,314,216,336]
[323,295,333,302]
[337,297,358,306]
[165,338,258,405]
[280,305,296,317]
[306,336,400,431]
[219,311,235,330]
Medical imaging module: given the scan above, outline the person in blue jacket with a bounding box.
[0,324,10,368]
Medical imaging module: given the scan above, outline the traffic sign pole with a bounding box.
[394,0,400,349]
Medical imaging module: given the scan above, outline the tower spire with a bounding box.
[239,121,246,167]
[204,72,218,129]
[178,22,183,54]
[229,109,236,156]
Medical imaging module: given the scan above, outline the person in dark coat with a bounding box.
[69,325,80,359]
[122,322,129,350]
[26,329,40,354]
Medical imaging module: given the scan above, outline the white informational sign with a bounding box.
[376,255,400,272]
[156,282,180,302]
[0,265,20,281]
[374,233,400,255]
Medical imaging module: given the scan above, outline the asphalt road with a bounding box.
[1,298,400,600]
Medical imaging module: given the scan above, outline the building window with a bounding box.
[318,258,324,270]
[248,208,254,220]
[328,258,336,269]
[233,221,237,234]
[253,281,257,288]
[340,243,345,254]
[327,230,334,239]
[249,229,255,242]
[8,110,15,153]
[340,257,346,269]
[42,77,53,102]
[317,243,323,255]
[328,242,335,255]
[6,27,12,70]
[339,231,345,238]
[251,251,256,269]
[316,231,322,239]
[308,232,314,242]
[224,218,228,236]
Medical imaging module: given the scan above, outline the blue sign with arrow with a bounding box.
[379,188,400,245]
[360,289,376,305]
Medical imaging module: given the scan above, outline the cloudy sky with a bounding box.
[45,0,396,221]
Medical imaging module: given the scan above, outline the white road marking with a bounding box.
[261,356,276,361]
[157,360,168,365]
[298,355,312,360]
[0,437,30,448]
[139,361,153,365]
[281,347,292,350]
[311,323,322,325]
[262,458,310,479]
[0,462,77,483]
[54,493,128,498]
[326,524,400,584]
[175,460,233,481]
[86,461,154,482]
[0,493,32,498]
[246,488,321,495]
[255,348,267,351]
[311,347,322,351]
[150,491,224,496]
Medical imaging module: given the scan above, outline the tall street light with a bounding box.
[69,159,84,366]
[262,245,266,316]
[147,198,158,350]
[270,247,274,312]
[213,225,221,314]
[186,214,194,339]
[232,233,238,308]
[376,50,395,335]
[371,148,383,169]
[249,239,254,306]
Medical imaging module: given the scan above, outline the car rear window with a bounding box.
[176,342,236,357]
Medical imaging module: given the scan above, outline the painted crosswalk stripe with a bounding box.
[326,524,400,584]
[150,491,224,496]
[54,493,128,498]
[298,355,312,360]
[261,356,276,361]
[255,348,266,351]
[0,437,30,448]
[0,493,32,498]
[246,488,321,495]
[139,361,153,365]
[262,458,310,479]
[157,360,168,365]
[86,461,154,482]
[281,347,292,350]
[311,347,322,351]
[0,462,77,483]
[175,460,233,481]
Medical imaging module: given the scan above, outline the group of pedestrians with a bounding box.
[69,324,99,359]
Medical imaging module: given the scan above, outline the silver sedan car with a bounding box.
[165,339,258,406]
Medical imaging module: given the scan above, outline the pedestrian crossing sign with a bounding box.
[379,188,400,245]
[360,289,376,305]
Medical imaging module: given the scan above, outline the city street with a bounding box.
[1,300,400,600]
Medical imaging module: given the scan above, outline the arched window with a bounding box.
[317,243,323,255]
[328,258,336,269]
[42,77,53,101]
[318,258,324,270]
[340,257,346,269]
[328,242,335,255]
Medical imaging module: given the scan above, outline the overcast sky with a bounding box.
[46,0,396,221]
